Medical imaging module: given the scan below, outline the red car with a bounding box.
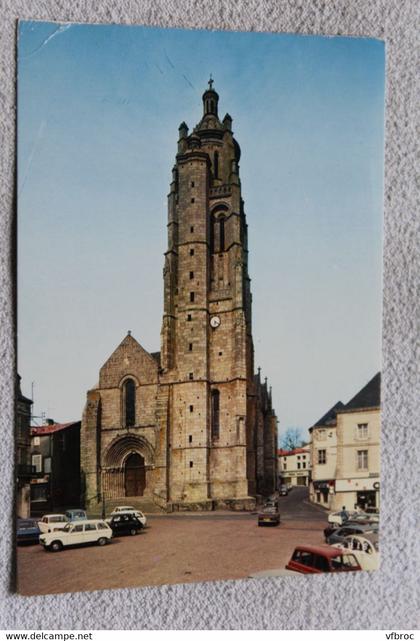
[286,545,362,573]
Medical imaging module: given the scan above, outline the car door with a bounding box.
[69,523,84,545]
[288,550,319,573]
[111,516,122,534]
[83,522,98,543]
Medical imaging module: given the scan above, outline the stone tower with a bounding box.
[81,80,277,514]
[160,79,263,507]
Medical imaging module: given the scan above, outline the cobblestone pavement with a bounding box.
[17,488,327,596]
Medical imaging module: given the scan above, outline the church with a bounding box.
[81,80,278,512]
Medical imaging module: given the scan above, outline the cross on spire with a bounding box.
[208,74,214,90]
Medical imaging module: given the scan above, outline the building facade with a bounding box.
[278,447,311,487]
[334,373,380,511]
[16,375,34,518]
[308,402,344,509]
[309,373,380,511]
[30,421,81,515]
[81,81,278,513]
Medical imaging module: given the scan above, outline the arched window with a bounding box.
[211,389,220,440]
[123,379,136,427]
[210,210,227,254]
[214,151,219,179]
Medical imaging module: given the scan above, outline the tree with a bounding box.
[280,427,305,451]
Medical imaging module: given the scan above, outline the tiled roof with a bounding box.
[343,372,381,411]
[277,447,310,456]
[30,421,80,436]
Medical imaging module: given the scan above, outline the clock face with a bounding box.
[210,315,221,328]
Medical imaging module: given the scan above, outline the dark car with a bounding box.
[323,518,377,542]
[109,514,143,536]
[16,518,40,544]
[286,545,362,573]
[264,497,279,509]
[258,506,281,526]
[326,523,378,546]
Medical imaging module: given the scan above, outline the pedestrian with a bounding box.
[339,505,349,523]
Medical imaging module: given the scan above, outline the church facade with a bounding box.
[81,81,278,512]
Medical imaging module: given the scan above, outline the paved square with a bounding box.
[17,489,326,595]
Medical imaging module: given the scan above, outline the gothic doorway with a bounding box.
[124,453,146,497]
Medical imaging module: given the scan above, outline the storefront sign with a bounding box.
[335,478,380,492]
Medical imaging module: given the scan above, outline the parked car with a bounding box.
[109,514,144,537]
[264,496,279,509]
[363,506,379,515]
[65,509,87,522]
[326,523,378,546]
[16,518,40,544]
[327,510,358,525]
[37,514,67,534]
[332,533,379,571]
[285,545,362,573]
[258,506,281,526]
[39,519,112,551]
[345,512,379,524]
[109,506,147,528]
[279,485,288,496]
[324,518,378,541]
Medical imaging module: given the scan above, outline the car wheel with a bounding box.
[97,537,107,546]
[129,529,137,536]
[50,540,63,552]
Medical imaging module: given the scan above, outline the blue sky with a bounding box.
[17,22,385,438]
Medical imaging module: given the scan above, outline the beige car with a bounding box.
[39,519,112,552]
[332,533,379,571]
[37,514,67,534]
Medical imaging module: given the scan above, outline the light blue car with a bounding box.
[65,509,87,522]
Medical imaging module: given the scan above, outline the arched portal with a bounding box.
[124,453,146,497]
[102,434,154,500]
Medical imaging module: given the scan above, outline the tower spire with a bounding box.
[202,76,219,117]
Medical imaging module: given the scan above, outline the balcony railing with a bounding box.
[209,184,231,198]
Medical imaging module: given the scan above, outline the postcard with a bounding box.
[16,22,384,594]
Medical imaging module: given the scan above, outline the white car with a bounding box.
[109,506,147,527]
[327,510,358,525]
[332,533,379,571]
[39,519,112,551]
[37,514,67,534]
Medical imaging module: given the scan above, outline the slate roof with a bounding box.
[31,421,80,436]
[343,372,381,411]
[313,401,345,428]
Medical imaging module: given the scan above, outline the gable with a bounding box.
[99,333,158,388]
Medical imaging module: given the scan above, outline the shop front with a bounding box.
[312,480,335,508]
[334,478,380,511]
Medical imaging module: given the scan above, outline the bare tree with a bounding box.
[280,427,305,451]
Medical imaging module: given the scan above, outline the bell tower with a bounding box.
[160,79,258,508]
